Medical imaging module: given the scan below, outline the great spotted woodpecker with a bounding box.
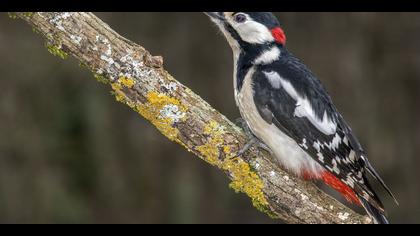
[205,12,397,224]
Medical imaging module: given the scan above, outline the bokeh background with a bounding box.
[0,12,419,223]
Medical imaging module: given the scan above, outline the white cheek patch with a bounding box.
[236,21,275,44]
[263,71,337,135]
[227,14,275,44]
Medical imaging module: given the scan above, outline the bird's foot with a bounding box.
[234,117,273,159]
[235,117,256,138]
[236,136,273,161]
[237,136,258,157]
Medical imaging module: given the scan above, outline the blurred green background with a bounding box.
[0,12,419,223]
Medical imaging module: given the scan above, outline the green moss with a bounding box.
[79,62,88,69]
[254,201,279,219]
[46,43,68,60]
[7,13,18,19]
[93,74,109,84]
[8,12,34,20]
[32,27,41,35]
[22,12,34,18]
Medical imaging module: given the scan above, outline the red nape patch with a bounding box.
[271,27,286,45]
[321,171,361,205]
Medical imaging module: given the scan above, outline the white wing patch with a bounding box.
[343,174,356,188]
[317,153,325,163]
[324,133,342,151]
[299,138,309,150]
[343,136,349,146]
[349,150,356,162]
[329,159,340,175]
[313,140,322,152]
[263,71,337,135]
[254,47,281,65]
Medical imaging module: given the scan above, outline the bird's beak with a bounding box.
[204,12,224,21]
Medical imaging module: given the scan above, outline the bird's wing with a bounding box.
[252,54,394,212]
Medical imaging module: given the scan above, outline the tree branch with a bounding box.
[13,12,371,224]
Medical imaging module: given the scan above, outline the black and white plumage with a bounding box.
[205,12,397,224]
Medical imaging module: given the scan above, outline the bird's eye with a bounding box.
[234,13,247,23]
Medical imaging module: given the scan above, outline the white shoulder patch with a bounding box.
[265,71,337,135]
[254,47,281,65]
[263,70,282,89]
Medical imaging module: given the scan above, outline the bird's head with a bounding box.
[205,12,286,54]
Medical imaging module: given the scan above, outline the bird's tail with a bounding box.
[360,197,389,224]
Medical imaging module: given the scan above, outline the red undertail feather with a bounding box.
[270,27,286,45]
[302,170,316,181]
[302,170,360,205]
[321,171,361,205]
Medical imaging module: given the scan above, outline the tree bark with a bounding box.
[13,12,372,224]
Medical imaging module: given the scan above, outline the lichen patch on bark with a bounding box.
[195,120,270,213]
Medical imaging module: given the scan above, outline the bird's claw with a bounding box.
[234,117,273,159]
[236,137,258,158]
[236,136,273,161]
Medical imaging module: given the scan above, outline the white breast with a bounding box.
[237,68,324,177]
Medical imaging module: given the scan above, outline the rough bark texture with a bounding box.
[14,12,372,224]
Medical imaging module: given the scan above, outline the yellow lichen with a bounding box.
[108,80,272,217]
[195,143,219,166]
[111,83,186,143]
[110,82,126,103]
[113,91,126,103]
[111,82,122,91]
[196,120,225,165]
[135,92,187,142]
[223,145,231,155]
[195,120,270,212]
[111,76,136,89]
[118,76,136,88]
[110,77,136,103]
[110,79,187,143]
[223,157,269,211]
